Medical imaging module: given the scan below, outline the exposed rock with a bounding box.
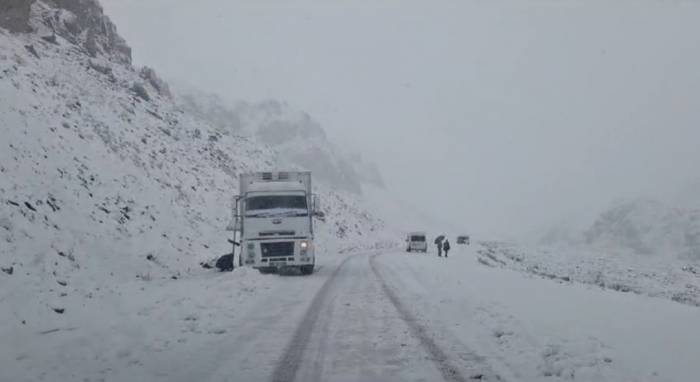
[131,82,150,102]
[1,0,131,62]
[140,67,171,98]
[1,266,13,275]
[0,0,35,33]
[24,44,40,59]
[88,59,112,75]
[41,33,58,44]
[24,201,37,212]
[33,0,132,64]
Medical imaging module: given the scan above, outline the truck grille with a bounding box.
[259,230,295,237]
[260,242,294,258]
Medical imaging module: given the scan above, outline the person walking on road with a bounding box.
[434,235,446,257]
[443,239,451,258]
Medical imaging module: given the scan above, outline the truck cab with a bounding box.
[406,232,428,253]
[229,172,321,275]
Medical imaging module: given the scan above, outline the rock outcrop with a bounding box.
[0,0,34,33]
[0,0,132,64]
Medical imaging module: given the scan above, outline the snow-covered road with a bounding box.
[4,245,700,382]
[374,247,700,382]
[272,252,494,382]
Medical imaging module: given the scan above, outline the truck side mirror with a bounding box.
[312,194,323,218]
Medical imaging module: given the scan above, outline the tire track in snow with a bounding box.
[370,254,499,382]
[270,255,354,382]
[272,252,498,382]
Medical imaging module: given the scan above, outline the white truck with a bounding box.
[228,171,322,275]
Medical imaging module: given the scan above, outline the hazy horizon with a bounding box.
[101,0,700,240]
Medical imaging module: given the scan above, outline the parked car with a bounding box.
[457,235,470,245]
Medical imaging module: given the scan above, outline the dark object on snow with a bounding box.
[1,266,13,275]
[200,262,213,269]
[146,254,155,261]
[24,201,37,212]
[435,235,444,257]
[41,34,58,45]
[131,82,150,101]
[140,66,171,98]
[216,254,234,272]
[24,44,39,59]
[227,239,240,246]
[52,307,65,314]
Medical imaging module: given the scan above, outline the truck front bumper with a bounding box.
[243,238,315,268]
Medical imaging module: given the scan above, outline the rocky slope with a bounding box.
[0,0,386,322]
[179,92,385,194]
[584,199,700,259]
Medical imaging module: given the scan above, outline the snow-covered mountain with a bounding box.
[538,197,700,260]
[179,92,385,194]
[0,0,387,320]
[584,198,700,259]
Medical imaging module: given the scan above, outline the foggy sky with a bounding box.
[102,0,700,239]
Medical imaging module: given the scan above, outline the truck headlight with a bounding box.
[300,241,309,250]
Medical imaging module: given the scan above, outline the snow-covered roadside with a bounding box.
[476,241,700,307]
[1,250,352,382]
[374,247,700,382]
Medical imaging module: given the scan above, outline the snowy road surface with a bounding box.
[4,246,700,381]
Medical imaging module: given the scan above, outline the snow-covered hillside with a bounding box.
[538,198,700,262]
[179,92,385,194]
[585,198,700,259]
[474,241,700,307]
[0,0,387,330]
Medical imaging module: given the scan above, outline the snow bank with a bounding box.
[475,241,700,307]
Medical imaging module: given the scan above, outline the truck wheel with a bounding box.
[300,265,314,275]
[257,267,276,274]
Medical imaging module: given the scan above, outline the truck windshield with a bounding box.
[245,195,308,217]
[411,235,425,242]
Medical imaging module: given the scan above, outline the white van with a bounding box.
[406,232,428,253]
